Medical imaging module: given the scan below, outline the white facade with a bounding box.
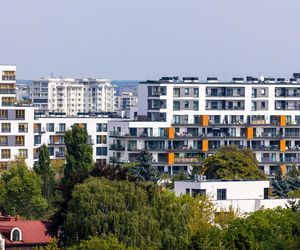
[174,179,294,213]
[108,75,300,176]
[32,78,115,116]
[0,65,36,169]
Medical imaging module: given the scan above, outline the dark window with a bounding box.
[217,189,227,200]
[264,188,269,199]
[186,188,190,195]
[192,189,206,197]
[12,229,20,241]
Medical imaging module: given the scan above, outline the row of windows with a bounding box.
[0,136,25,146]
[0,110,25,120]
[186,188,227,200]
[0,149,28,159]
[0,123,28,133]
[34,123,108,133]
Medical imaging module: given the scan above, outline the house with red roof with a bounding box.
[0,215,52,250]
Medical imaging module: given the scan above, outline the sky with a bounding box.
[0,0,300,80]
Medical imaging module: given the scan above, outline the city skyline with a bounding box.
[1,0,300,80]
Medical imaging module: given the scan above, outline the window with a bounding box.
[192,189,206,197]
[0,136,8,146]
[34,135,41,145]
[0,110,8,119]
[173,101,180,111]
[15,110,25,120]
[15,136,25,146]
[194,88,199,97]
[173,88,180,97]
[18,149,28,159]
[11,228,21,241]
[47,123,54,132]
[184,101,189,108]
[186,188,190,195]
[264,188,269,199]
[1,123,11,132]
[217,189,227,200]
[18,123,28,133]
[96,123,107,132]
[1,149,10,159]
[59,123,66,132]
[96,135,107,144]
[184,88,189,95]
[193,101,199,111]
[48,147,54,156]
[261,102,266,109]
[96,147,107,156]
[261,88,266,95]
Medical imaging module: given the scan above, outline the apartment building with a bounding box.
[0,65,35,169]
[32,78,115,116]
[108,75,300,176]
[33,112,124,166]
[115,91,138,111]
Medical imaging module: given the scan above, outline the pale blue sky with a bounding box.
[1,0,300,80]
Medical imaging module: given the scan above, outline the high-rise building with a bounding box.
[108,75,300,176]
[115,91,138,111]
[32,78,115,116]
[0,65,35,169]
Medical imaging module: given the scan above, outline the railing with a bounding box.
[174,157,202,163]
[109,144,125,150]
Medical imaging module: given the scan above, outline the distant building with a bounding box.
[16,84,31,104]
[32,78,115,116]
[174,178,293,213]
[0,215,51,249]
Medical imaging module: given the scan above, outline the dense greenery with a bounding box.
[272,175,300,198]
[0,159,48,219]
[204,146,266,180]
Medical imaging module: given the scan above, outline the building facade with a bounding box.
[115,91,138,111]
[108,75,300,176]
[32,78,115,116]
[0,66,36,169]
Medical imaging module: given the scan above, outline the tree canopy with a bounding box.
[0,159,48,219]
[204,146,266,180]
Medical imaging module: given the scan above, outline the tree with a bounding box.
[34,144,56,205]
[64,177,190,249]
[288,164,300,177]
[272,176,300,198]
[0,159,48,219]
[67,235,137,250]
[224,208,300,250]
[127,147,158,183]
[204,146,266,180]
[61,124,93,200]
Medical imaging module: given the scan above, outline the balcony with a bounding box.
[109,144,125,151]
[174,157,202,163]
[0,89,15,94]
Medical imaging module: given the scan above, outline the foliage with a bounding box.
[272,176,300,198]
[189,227,225,250]
[61,124,93,200]
[214,205,240,230]
[64,177,190,249]
[288,188,300,198]
[34,144,56,205]
[204,146,266,180]
[0,159,48,219]
[224,208,300,250]
[288,164,300,177]
[51,159,65,180]
[37,238,60,250]
[127,147,158,183]
[67,235,137,250]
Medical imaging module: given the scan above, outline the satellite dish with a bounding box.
[260,75,264,82]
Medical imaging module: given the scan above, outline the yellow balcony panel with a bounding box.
[246,127,253,139]
[167,127,175,139]
[200,115,209,126]
[280,139,286,152]
[280,164,286,176]
[202,139,208,152]
[168,152,175,165]
[279,115,286,126]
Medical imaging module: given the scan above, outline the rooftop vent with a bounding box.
[232,77,244,83]
[207,77,218,82]
[246,76,253,82]
[160,76,179,82]
[182,77,199,82]
[277,78,285,83]
[293,73,300,79]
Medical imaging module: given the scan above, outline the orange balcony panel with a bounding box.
[279,115,286,126]
[280,140,286,152]
[202,139,208,152]
[168,152,174,165]
[200,115,209,126]
[246,127,253,139]
[167,127,175,139]
[280,164,286,176]
[101,135,104,144]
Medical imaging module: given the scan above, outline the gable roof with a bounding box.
[0,220,51,245]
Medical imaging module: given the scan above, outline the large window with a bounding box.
[217,189,227,200]
[96,147,107,156]
[12,229,21,241]
[0,110,8,119]
[18,149,28,159]
[15,136,25,146]
[192,189,206,197]
[97,123,107,132]
[1,123,10,132]
[1,149,10,159]
[15,110,25,120]
[18,123,28,133]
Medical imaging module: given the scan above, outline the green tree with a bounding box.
[34,144,56,205]
[224,208,300,250]
[61,124,93,200]
[67,235,137,250]
[64,177,190,249]
[288,164,300,177]
[0,159,48,219]
[204,146,266,180]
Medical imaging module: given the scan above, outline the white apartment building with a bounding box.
[32,78,115,116]
[0,65,35,169]
[174,179,293,213]
[115,91,138,111]
[33,113,124,166]
[108,75,300,176]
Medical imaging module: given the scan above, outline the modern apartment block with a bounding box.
[32,78,115,116]
[0,65,35,169]
[108,75,300,176]
[33,113,123,166]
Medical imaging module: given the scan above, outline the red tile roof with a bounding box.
[0,220,51,245]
